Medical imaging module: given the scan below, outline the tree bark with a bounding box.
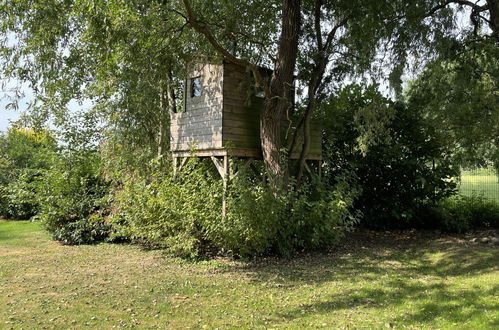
[261,0,301,185]
[158,84,166,158]
[158,70,176,160]
[166,69,177,117]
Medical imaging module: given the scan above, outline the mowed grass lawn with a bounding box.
[460,174,499,201]
[1,221,498,329]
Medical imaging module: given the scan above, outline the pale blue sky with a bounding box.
[0,83,32,132]
[0,105,20,131]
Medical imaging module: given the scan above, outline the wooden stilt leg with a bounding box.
[173,156,178,177]
[304,161,312,174]
[223,155,229,182]
[318,159,322,179]
[178,157,188,172]
[173,157,188,178]
[222,155,229,218]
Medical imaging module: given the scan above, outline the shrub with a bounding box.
[0,170,42,220]
[37,151,112,244]
[417,195,499,232]
[112,159,359,258]
[218,167,359,257]
[321,84,459,230]
[467,197,499,228]
[0,127,57,220]
[51,214,111,245]
[111,159,222,258]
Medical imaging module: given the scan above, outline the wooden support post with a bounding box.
[304,161,312,174]
[173,157,188,178]
[210,156,225,178]
[179,157,188,172]
[173,156,178,177]
[210,155,229,217]
[223,155,229,182]
[222,155,229,218]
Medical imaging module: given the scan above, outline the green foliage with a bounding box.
[0,127,57,170]
[111,159,223,258]
[36,151,111,245]
[50,214,111,245]
[0,169,42,220]
[112,159,358,258]
[461,166,498,177]
[322,84,459,229]
[419,195,499,233]
[220,167,359,257]
[1,0,495,255]
[0,127,57,219]
[407,41,499,169]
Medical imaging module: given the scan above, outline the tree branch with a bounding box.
[314,0,323,50]
[426,0,488,17]
[182,0,271,97]
[288,16,347,153]
[323,17,349,59]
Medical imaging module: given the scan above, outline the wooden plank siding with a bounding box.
[288,122,322,155]
[171,59,322,160]
[170,62,223,152]
[221,61,322,158]
[222,62,263,151]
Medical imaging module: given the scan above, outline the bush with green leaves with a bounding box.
[321,84,459,229]
[219,166,359,257]
[1,169,42,220]
[112,159,359,258]
[418,195,499,233]
[0,127,57,219]
[111,159,223,258]
[36,151,112,244]
[50,214,111,245]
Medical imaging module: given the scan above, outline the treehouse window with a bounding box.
[190,76,202,97]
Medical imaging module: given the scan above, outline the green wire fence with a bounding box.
[459,168,499,203]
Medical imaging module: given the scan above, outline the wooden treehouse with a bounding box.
[170,59,322,180]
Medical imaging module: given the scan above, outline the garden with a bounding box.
[0,0,499,328]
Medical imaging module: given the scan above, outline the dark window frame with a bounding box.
[190,76,202,98]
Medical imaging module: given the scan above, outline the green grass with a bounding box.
[460,174,499,201]
[1,221,498,329]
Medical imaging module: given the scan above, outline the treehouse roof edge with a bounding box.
[185,55,273,75]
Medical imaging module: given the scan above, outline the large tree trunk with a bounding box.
[261,0,301,185]
[182,0,301,184]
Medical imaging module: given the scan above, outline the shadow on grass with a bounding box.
[231,232,499,327]
[236,235,498,282]
[278,281,498,327]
